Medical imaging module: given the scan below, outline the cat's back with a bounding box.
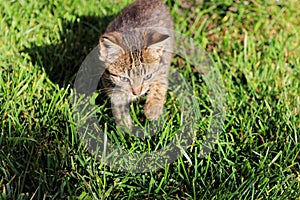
[106,0,173,33]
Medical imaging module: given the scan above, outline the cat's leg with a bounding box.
[144,80,168,121]
[111,93,132,129]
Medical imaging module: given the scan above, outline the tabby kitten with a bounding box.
[98,0,174,129]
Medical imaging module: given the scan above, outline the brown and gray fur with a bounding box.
[98,0,174,129]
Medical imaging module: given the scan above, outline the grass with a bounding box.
[1,0,299,199]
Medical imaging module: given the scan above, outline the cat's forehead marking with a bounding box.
[129,50,142,69]
[128,51,144,77]
[130,66,146,77]
[109,47,159,76]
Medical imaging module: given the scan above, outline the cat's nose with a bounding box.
[132,87,142,96]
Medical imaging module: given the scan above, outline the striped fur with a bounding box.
[98,0,174,129]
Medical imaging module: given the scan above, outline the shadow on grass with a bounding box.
[23,15,114,87]
[6,15,118,199]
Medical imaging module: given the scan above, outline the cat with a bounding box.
[98,0,174,129]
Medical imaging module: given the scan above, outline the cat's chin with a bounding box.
[130,94,142,100]
[128,89,148,98]
[129,91,147,100]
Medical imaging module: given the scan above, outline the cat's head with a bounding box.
[98,30,170,97]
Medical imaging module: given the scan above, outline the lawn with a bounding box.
[1,0,299,199]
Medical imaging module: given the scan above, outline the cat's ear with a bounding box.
[99,32,125,63]
[145,32,170,55]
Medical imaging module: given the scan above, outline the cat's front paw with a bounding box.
[144,103,163,121]
[113,112,132,130]
[117,117,132,131]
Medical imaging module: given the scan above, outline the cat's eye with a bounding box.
[144,74,152,80]
[120,76,130,82]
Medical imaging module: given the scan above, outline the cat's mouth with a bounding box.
[131,88,149,98]
[112,87,149,99]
